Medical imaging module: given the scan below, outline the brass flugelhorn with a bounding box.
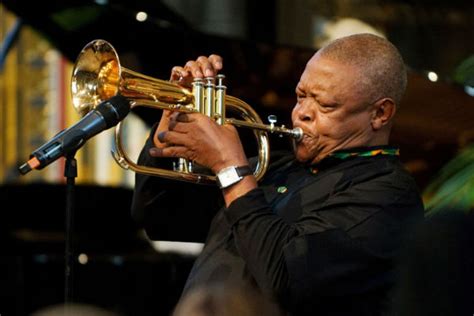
[71,39,302,184]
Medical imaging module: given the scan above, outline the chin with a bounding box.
[293,147,313,163]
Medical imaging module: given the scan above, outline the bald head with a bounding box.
[317,33,407,106]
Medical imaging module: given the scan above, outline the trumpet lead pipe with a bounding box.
[226,118,303,141]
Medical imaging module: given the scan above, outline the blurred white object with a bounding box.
[316,17,385,48]
[151,241,204,256]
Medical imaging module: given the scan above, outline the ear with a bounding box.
[371,98,396,130]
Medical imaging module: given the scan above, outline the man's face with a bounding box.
[291,54,375,164]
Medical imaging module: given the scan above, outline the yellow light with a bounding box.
[78,253,89,265]
[136,12,148,22]
[427,71,438,82]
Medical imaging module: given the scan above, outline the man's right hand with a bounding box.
[153,54,224,148]
[170,54,223,88]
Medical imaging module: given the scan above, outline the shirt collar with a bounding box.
[329,145,400,159]
[308,145,400,174]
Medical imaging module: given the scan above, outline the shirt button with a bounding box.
[277,186,288,194]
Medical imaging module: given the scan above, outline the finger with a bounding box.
[170,66,189,81]
[170,113,213,133]
[174,112,193,123]
[208,54,223,71]
[170,66,185,80]
[196,56,217,77]
[169,112,198,132]
[168,118,188,132]
[149,147,164,157]
[168,119,187,133]
[169,111,181,121]
[168,112,191,131]
[159,108,178,122]
[157,130,189,147]
[149,146,190,160]
[170,66,195,89]
[184,60,204,78]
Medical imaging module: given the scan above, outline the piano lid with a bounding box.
[0,183,147,253]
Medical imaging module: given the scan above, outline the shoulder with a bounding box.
[329,155,424,213]
[339,155,419,190]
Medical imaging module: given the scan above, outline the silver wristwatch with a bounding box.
[216,165,252,189]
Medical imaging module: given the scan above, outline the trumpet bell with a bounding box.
[71,39,121,115]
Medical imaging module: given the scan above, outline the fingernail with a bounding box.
[215,61,222,69]
[158,131,166,142]
[149,148,162,156]
[195,70,203,77]
[205,69,213,77]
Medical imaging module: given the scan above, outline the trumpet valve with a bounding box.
[173,158,192,173]
[267,115,278,131]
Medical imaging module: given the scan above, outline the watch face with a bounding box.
[217,166,241,188]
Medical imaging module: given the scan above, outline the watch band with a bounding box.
[235,165,252,177]
[216,165,252,189]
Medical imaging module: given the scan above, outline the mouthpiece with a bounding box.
[292,127,304,142]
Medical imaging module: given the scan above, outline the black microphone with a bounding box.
[18,95,130,175]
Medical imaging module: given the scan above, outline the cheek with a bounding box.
[290,106,298,123]
[317,113,355,137]
[311,116,334,137]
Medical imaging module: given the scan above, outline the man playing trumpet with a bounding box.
[132,33,424,315]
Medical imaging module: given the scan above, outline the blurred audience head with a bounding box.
[31,303,119,316]
[172,282,284,316]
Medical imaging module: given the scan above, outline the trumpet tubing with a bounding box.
[71,39,302,184]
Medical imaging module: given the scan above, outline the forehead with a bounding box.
[300,54,356,85]
[299,54,363,98]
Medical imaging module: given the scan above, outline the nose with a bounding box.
[292,102,313,123]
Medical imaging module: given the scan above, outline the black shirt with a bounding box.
[132,137,424,316]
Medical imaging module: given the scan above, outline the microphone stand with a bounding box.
[64,151,78,308]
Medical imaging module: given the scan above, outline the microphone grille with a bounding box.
[96,95,131,127]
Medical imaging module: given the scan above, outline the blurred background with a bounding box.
[1,0,473,315]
